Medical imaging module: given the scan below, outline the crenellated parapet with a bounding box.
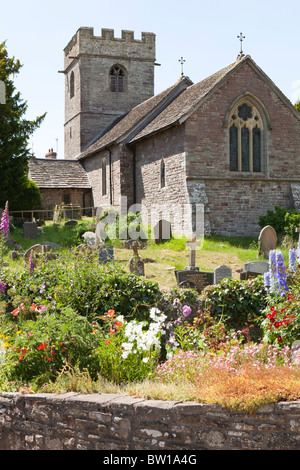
[64,27,155,68]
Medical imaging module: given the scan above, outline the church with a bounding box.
[28,26,300,238]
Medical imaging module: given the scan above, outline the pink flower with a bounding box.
[182,305,192,317]
[0,201,9,237]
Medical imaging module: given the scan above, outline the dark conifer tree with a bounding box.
[0,41,45,210]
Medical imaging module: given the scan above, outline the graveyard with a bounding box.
[0,208,300,415]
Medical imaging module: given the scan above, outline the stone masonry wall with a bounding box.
[184,61,300,236]
[64,27,156,158]
[1,392,300,450]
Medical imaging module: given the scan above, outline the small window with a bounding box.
[160,159,166,188]
[110,65,126,93]
[70,71,75,99]
[63,194,71,204]
[102,159,107,196]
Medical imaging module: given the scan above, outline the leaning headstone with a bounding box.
[258,225,277,258]
[129,241,145,276]
[99,243,114,264]
[23,222,38,239]
[214,265,232,284]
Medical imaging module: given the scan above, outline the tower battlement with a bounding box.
[63,27,156,159]
[64,27,155,60]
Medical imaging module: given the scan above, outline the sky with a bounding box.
[1,0,300,159]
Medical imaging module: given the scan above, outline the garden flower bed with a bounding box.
[0,206,299,413]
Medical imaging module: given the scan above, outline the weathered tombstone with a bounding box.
[240,260,269,280]
[129,241,145,276]
[23,243,58,262]
[175,270,214,293]
[23,222,38,239]
[214,265,232,284]
[64,219,78,226]
[99,243,114,264]
[244,261,269,274]
[82,231,96,246]
[258,225,277,258]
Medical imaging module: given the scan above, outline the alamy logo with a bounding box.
[0,81,5,104]
[95,199,205,244]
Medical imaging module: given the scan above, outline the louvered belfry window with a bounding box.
[110,65,125,93]
[229,101,262,172]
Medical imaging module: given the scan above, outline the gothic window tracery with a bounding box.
[229,100,263,172]
[110,65,126,93]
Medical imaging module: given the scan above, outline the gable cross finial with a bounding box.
[178,57,186,78]
[237,32,245,58]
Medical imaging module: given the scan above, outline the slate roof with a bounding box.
[78,78,193,159]
[28,158,91,189]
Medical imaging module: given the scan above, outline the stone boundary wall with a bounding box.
[1,392,300,450]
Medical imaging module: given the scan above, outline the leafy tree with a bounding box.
[0,41,45,210]
[295,100,300,113]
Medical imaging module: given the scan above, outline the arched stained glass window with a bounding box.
[228,101,263,172]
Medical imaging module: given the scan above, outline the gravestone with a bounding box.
[99,243,114,264]
[82,231,96,246]
[23,222,38,239]
[65,219,78,226]
[23,243,58,262]
[240,260,269,280]
[175,270,214,293]
[258,225,277,258]
[214,265,232,284]
[129,241,145,276]
[185,234,201,271]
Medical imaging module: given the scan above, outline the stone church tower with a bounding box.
[63,27,156,159]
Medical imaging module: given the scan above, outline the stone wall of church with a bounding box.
[203,179,294,237]
[184,61,300,236]
[134,126,193,237]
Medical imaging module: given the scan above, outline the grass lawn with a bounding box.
[8,219,290,292]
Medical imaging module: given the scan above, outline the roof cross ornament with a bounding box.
[178,57,186,78]
[237,32,245,58]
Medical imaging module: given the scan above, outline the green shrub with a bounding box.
[2,252,163,322]
[259,206,300,240]
[201,277,267,331]
[0,307,104,385]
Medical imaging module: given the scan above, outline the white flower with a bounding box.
[142,357,149,363]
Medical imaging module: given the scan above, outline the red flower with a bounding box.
[277,335,283,342]
[107,309,115,318]
[12,308,19,316]
[37,342,47,350]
